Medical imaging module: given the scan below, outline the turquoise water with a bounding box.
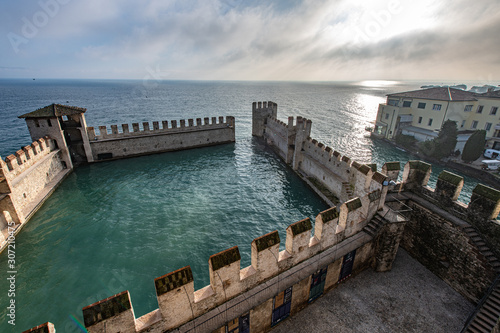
[0,80,484,332]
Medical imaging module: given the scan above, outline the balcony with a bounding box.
[398,115,413,123]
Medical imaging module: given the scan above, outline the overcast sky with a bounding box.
[1,0,499,81]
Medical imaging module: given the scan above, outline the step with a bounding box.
[466,323,489,333]
[476,312,497,327]
[479,308,500,323]
[483,303,500,315]
[468,321,491,333]
[469,320,492,332]
[490,290,500,300]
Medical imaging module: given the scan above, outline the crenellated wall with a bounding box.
[297,137,389,202]
[77,185,393,333]
[21,101,500,332]
[0,136,70,252]
[380,160,500,302]
[87,116,235,161]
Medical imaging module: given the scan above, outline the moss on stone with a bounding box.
[289,218,312,236]
[437,171,463,186]
[210,246,241,271]
[154,266,194,296]
[472,184,500,202]
[372,172,388,184]
[82,291,131,327]
[254,230,280,252]
[346,197,362,211]
[384,161,400,171]
[408,160,431,172]
[320,207,339,222]
[358,164,371,175]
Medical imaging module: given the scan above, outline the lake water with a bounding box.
[0,79,482,332]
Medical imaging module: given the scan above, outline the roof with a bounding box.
[387,87,477,102]
[19,104,86,118]
[477,89,500,99]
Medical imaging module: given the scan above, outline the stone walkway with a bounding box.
[272,249,474,333]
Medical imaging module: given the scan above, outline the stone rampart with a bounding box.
[0,136,70,252]
[380,160,500,302]
[74,187,386,333]
[298,137,389,202]
[262,116,299,164]
[87,116,235,161]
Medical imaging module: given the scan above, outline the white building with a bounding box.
[373,87,500,152]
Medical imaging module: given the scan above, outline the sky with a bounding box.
[1,0,499,82]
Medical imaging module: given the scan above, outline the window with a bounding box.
[485,123,492,131]
[471,120,478,129]
[461,120,466,128]
[428,119,433,126]
[418,116,422,124]
[402,101,412,107]
[432,104,442,111]
[47,119,52,127]
[477,105,484,113]
[491,107,498,115]
[418,102,426,109]
[388,99,398,106]
[385,113,390,120]
[464,105,473,112]
[34,119,40,127]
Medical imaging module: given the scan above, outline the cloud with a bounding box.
[1,0,500,80]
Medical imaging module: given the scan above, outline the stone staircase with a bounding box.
[341,182,354,201]
[362,213,386,237]
[461,226,500,333]
[462,279,500,333]
[463,226,500,273]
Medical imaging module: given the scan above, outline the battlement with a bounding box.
[87,116,235,141]
[395,161,500,223]
[1,137,58,179]
[86,116,236,161]
[80,186,383,333]
[299,136,388,202]
[252,101,278,112]
[252,101,278,137]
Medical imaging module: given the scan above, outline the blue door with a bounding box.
[339,249,356,282]
[271,286,292,326]
[308,267,328,302]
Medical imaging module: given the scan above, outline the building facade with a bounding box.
[374,87,500,151]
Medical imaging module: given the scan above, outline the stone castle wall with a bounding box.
[0,137,70,252]
[21,101,500,332]
[0,111,236,254]
[87,116,235,161]
[79,187,392,333]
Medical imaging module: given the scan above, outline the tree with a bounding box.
[420,120,458,159]
[462,130,487,163]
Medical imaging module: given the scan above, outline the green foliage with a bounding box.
[462,130,487,162]
[420,120,458,159]
[395,134,417,149]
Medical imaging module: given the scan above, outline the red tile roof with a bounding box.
[388,87,477,102]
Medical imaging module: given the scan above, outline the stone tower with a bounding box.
[252,101,277,137]
[18,104,94,166]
